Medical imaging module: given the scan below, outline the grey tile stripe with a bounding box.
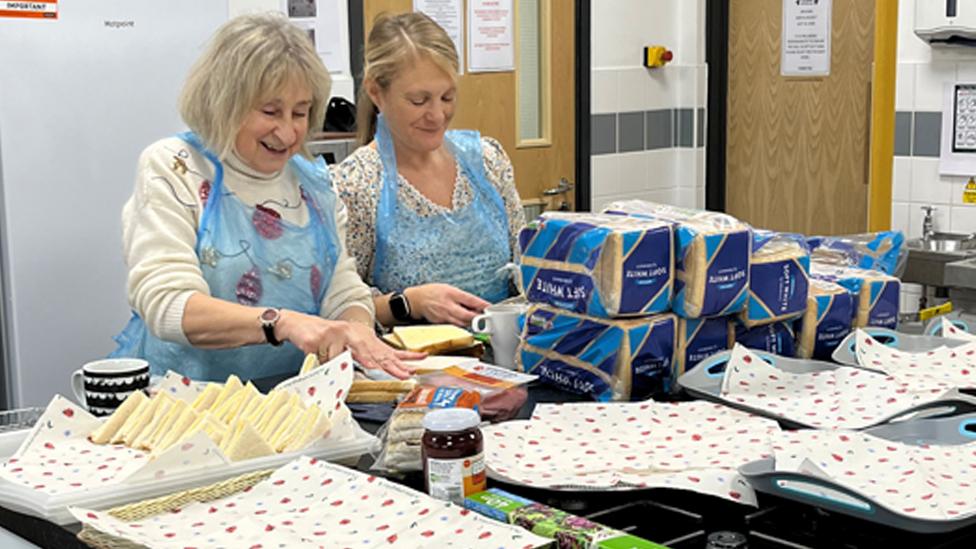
[592,108,704,155]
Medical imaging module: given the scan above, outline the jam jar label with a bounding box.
[426,452,486,504]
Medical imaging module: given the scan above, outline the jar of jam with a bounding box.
[421,408,486,504]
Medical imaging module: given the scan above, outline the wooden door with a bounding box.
[726,0,873,234]
[364,0,575,211]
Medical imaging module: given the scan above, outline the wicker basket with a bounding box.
[77,469,274,549]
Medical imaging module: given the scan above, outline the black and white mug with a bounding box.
[70,358,150,416]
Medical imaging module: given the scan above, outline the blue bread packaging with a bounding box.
[516,304,676,401]
[808,230,905,275]
[795,279,855,360]
[676,317,731,376]
[732,320,797,357]
[519,212,673,318]
[741,231,809,327]
[603,200,751,318]
[810,262,900,329]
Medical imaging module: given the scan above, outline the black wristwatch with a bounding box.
[260,308,283,346]
[389,292,412,322]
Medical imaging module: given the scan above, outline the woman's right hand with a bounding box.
[275,311,423,378]
[404,283,490,327]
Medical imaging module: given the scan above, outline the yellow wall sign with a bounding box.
[965,177,976,205]
[0,1,57,20]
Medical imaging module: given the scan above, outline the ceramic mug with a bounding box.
[471,303,528,368]
[70,358,150,416]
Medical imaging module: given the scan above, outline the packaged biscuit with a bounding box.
[808,230,906,276]
[603,200,751,318]
[741,231,809,328]
[676,316,731,377]
[519,212,673,318]
[732,319,796,357]
[795,279,855,360]
[810,262,900,329]
[516,304,676,401]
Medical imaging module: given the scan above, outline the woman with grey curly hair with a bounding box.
[111,13,421,381]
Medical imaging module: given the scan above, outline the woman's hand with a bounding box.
[404,283,490,327]
[276,311,423,378]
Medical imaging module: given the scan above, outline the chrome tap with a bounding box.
[921,205,936,241]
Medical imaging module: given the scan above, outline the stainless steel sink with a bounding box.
[912,232,976,252]
[904,232,976,287]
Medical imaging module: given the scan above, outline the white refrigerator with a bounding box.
[0,1,229,407]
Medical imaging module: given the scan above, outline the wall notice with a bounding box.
[467,0,513,73]
[415,0,465,74]
[0,0,57,19]
[781,0,831,77]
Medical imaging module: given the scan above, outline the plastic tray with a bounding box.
[0,425,378,525]
[676,349,974,430]
[832,326,970,366]
[924,312,976,337]
[739,400,976,534]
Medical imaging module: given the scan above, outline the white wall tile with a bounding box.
[910,158,953,204]
[955,62,976,82]
[673,148,698,188]
[950,205,976,233]
[645,188,679,205]
[672,65,698,109]
[675,187,697,208]
[897,0,931,64]
[895,63,916,111]
[617,152,650,195]
[591,69,619,114]
[590,154,620,197]
[914,61,955,110]
[908,203,951,239]
[695,148,706,188]
[891,202,911,234]
[646,68,676,110]
[892,157,912,202]
[591,0,658,68]
[617,67,646,112]
[696,185,706,209]
[697,65,708,108]
[646,150,675,190]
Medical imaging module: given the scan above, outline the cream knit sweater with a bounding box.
[121,136,373,346]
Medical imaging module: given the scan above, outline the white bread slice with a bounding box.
[224,421,275,462]
[238,393,266,423]
[269,405,305,451]
[153,406,199,454]
[209,375,243,412]
[221,383,259,424]
[258,393,300,439]
[141,399,189,450]
[111,392,155,444]
[212,389,245,423]
[284,406,332,452]
[90,390,148,444]
[130,398,175,449]
[122,393,173,446]
[249,390,289,428]
[191,383,222,411]
[392,324,474,353]
[299,353,319,376]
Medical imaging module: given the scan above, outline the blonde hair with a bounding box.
[179,12,332,159]
[356,12,459,146]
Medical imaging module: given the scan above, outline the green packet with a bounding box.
[463,488,669,549]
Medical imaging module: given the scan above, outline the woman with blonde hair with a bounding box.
[111,13,420,381]
[333,12,526,328]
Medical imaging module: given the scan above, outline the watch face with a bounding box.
[390,294,410,320]
[260,308,279,322]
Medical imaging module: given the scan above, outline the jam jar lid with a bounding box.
[422,408,481,432]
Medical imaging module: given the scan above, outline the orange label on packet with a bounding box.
[396,385,481,411]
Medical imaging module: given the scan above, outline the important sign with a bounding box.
[0,0,57,19]
[782,0,831,77]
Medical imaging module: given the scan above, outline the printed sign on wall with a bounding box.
[781,0,831,77]
[0,0,58,19]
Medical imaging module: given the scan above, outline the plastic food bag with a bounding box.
[415,363,536,422]
[807,230,906,277]
[741,231,810,327]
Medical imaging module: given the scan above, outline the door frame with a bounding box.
[347,0,590,211]
[705,0,899,226]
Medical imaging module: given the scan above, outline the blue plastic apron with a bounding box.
[371,114,511,302]
[110,132,340,381]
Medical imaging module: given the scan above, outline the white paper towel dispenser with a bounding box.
[916,0,976,46]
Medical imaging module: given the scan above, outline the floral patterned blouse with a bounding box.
[332,136,526,284]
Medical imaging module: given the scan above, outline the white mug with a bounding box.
[71,358,150,416]
[471,303,528,368]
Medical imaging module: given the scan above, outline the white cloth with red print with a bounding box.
[483,401,779,505]
[70,455,549,548]
[772,430,976,521]
[854,328,976,388]
[719,343,956,429]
